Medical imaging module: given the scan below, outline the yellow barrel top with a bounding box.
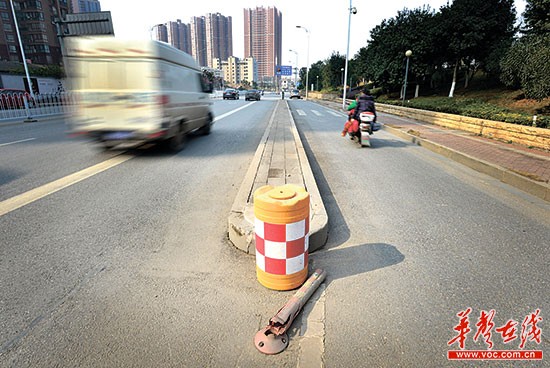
[254,184,310,224]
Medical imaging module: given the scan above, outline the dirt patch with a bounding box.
[468,89,550,115]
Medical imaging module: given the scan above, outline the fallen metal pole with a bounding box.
[254,268,326,355]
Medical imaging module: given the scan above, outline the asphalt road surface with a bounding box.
[0,96,548,367]
[289,99,549,367]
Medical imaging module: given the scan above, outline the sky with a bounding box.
[99,0,527,70]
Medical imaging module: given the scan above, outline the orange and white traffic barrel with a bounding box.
[254,184,310,290]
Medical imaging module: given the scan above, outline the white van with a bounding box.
[65,37,214,150]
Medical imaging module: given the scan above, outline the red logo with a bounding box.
[448,308,543,361]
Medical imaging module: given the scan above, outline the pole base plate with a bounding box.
[254,327,289,355]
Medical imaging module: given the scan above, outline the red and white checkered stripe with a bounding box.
[255,217,309,275]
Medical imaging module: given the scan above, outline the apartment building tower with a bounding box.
[244,6,282,82]
[167,20,191,54]
[189,16,206,67]
[152,20,191,55]
[0,0,69,65]
[152,13,232,68]
[205,13,232,69]
[151,24,168,43]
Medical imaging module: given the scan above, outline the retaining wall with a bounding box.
[308,92,549,151]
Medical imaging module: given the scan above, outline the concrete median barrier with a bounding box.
[228,100,328,255]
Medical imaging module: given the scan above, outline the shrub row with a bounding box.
[377,97,548,129]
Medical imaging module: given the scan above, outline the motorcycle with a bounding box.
[349,111,381,147]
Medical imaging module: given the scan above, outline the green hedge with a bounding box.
[378,97,548,129]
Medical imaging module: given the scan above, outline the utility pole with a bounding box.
[9,0,36,121]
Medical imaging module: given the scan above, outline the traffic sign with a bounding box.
[275,65,293,76]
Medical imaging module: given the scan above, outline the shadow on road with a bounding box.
[0,168,24,188]
[294,112,352,251]
[284,243,404,342]
[310,242,405,285]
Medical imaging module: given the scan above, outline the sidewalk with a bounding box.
[227,99,328,254]
[317,99,550,202]
[382,114,550,201]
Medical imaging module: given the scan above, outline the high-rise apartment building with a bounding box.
[151,24,168,43]
[190,16,206,67]
[152,13,232,68]
[70,0,101,13]
[205,13,232,69]
[152,20,191,55]
[0,0,69,65]
[167,20,191,55]
[244,6,282,82]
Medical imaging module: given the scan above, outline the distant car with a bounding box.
[0,88,34,109]
[290,89,301,99]
[245,89,261,101]
[223,88,239,100]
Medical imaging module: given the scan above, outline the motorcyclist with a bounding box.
[352,89,377,135]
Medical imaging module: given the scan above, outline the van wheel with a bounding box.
[97,141,116,151]
[198,115,213,135]
[166,125,186,152]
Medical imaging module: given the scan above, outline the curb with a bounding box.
[228,100,328,254]
[383,125,550,202]
[287,102,329,251]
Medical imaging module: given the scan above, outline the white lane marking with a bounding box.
[327,110,342,117]
[0,138,36,147]
[0,154,134,217]
[311,110,323,117]
[297,109,306,116]
[213,102,255,122]
[1,103,255,216]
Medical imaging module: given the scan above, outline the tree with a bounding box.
[522,0,550,35]
[307,61,324,91]
[438,0,516,97]
[320,52,345,90]
[501,34,550,100]
[354,6,440,97]
[501,0,550,100]
[298,67,306,89]
[501,1,550,99]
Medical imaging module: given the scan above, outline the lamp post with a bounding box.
[316,75,319,91]
[402,50,412,105]
[9,0,35,121]
[340,67,344,85]
[289,49,298,86]
[342,1,357,109]
[296,26,310,100]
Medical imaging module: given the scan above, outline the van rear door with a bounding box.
[72,58,164,135]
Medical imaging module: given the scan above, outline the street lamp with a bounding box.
[402,50,412,105]
[289,49,298,86]
[342,2,357,109]
[340,67,344,85]
[296,26,310,100]
[316,75,319,91]
[9,0,35,121]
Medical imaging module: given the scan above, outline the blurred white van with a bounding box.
[65,37,214,150]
